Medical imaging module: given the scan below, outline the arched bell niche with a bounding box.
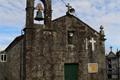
[34,0,45,24]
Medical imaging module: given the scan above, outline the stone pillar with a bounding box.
[98,25,106,80]
[26,0,34,28]
[23,0,35,80]
[44,0,52,29]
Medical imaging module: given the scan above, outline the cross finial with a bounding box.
[66,3,75,15]
[100,25,104,35]
[110,46,113,52]
[100,25,104,30]
[66,3,71,10]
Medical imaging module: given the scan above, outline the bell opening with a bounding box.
[34,2,44,21]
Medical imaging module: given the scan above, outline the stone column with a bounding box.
[23,0,35,80]
[44,0,52,29]
[98,25,106,80]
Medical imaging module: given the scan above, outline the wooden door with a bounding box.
[64,64,78,80]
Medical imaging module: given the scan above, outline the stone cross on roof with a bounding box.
[66,3,75,15]
[90,37,96,51]
[66,3,72,11]
[110,46,113,52]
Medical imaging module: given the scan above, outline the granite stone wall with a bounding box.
[25,15,106,80]
[3,39,23,80]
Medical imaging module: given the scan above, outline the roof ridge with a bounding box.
[5,35,24,52]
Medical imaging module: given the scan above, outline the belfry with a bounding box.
[34,3,44,21]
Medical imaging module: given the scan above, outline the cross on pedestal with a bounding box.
[90,37,96,51]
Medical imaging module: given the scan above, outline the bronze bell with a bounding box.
[35,11,44,21]
[66,3,75,15]
[34,3,44,21]
[69,8,75,13]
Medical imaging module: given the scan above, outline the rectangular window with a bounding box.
[68,31,74,44]
[64,63,78,80]
[108,64,112,68]
[4,55,6,61]
[0,54,7,62]
[1,55,3,61]
[108,74,112,79]
[108,59,112,68]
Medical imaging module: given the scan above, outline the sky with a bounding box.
[0,0,120,54]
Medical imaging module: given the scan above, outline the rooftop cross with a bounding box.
[90,37,96,51]
[110,46,113,52]
[66,3,71,11]
[66,3,75,15]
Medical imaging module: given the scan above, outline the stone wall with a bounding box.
[0,51,7,80]
[25,15,106,80]
[4,37,23,80]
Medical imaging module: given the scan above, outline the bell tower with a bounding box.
[34,0,52,28]
[35,0,52,28]
[23,0,52,80]
[25,0,52,28]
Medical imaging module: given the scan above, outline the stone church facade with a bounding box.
[0,0,106,80]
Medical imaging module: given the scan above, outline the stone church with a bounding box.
[0,0,106,80]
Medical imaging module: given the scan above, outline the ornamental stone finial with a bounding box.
[100,25,104,35]
[100,25,106,41]
[110,46,113,52]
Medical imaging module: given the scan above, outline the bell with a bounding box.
[35,11,44,21]
[69,8,75,13]
[66,3,75,15]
